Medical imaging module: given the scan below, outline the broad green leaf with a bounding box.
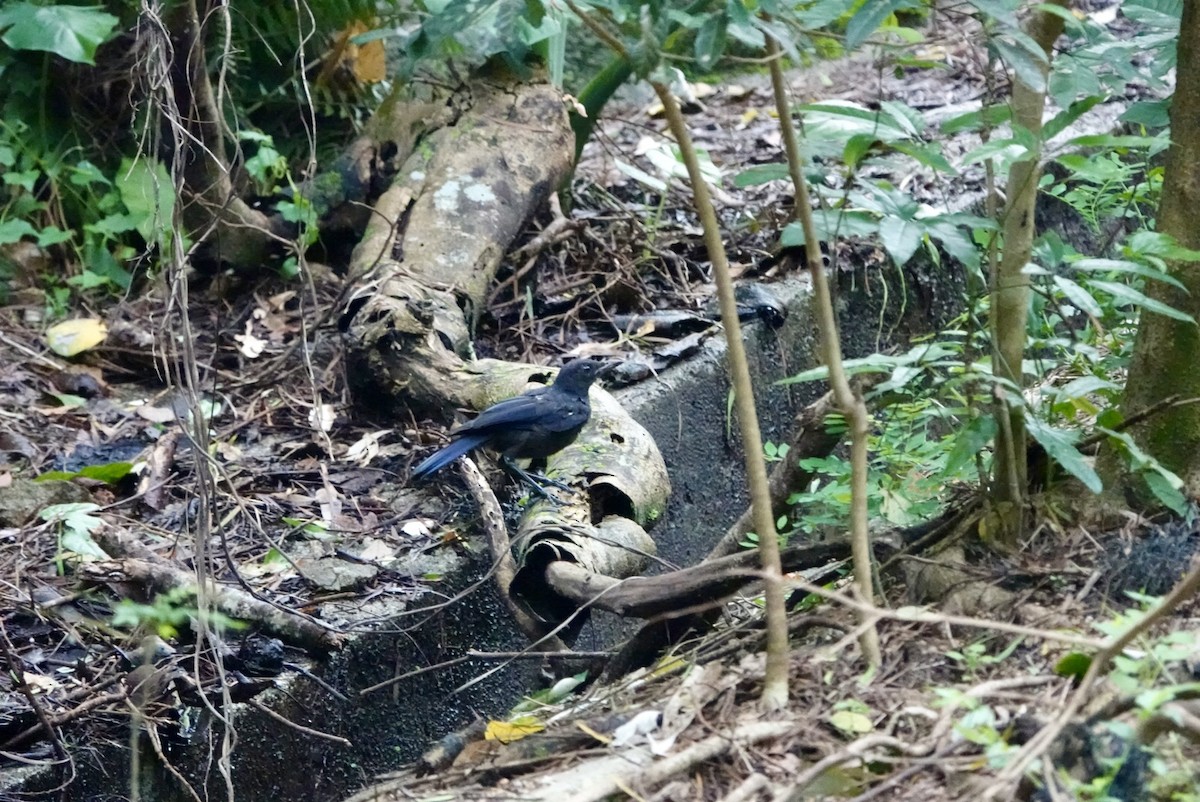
[37,461,134,485]
[1143,469,1188,516]
[0,3,118,64]
[1125,230,1200,263]
[843,134,878,170]
[892,141,957,174]
[799,101,911,142]
[879,216,922,266]
[1119,99,1171,128]
[967,0,1023,22]
[1061,134,1164,150]
[845,0,920,49]
[40,502,107,558]
[945,414,996,476]
[1071,257,1184,289]
[829,709,873,735]
[1052,275,1102,317]
[778,354,903,385]
[960,137,1030,166]
[1056,375,1118,400]
[1088,280,1195,324]
[116,158,175,245]
[36,226,72,247]
[1122,0,1182,30]
[1026,417,1102,493]
[0,218,37,245]
[780,210,879,246]
[1043,96,1104,141]
[941,104,1012,135]
[992,36,1048,93]
[693,14,726,70]
[733,163,789,187]
[1054,652,1091,680]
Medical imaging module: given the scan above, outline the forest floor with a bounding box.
[1,1,1198,801]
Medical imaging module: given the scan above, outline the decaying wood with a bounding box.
[341,74,577,416]
[542,541,851,619]
[86,526,344,653]
[508,390,668,633]
[338,70,671,602]
[457,455,570,649]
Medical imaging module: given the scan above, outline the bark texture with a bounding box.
[339,73,671,615]
[987,2,1067,547]
[1120,1,1200,499]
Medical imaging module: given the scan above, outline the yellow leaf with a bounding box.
[348,21,386,84]
[829,710,873,735]
[319,21,386,89]
[45,319,108,357]
[485,716,544,744]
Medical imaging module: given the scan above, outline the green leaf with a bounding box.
[945,415,997,476]
[843,134,878,170]
[1056,375,1118,400]
[1087,280,1195,324]
[38,461,134,485]
[844,0,919,49]
[693,14,726,71]
[891,141,957,174]
[799,101,912,144]
[1052,275,1102,317]
[733,163,790,187]
[1122,0,1182,30]
[36,226,72,247]
[879,216,922,266]
[959,137,1030,166]
[1054,652,1091,681]
[0,218,37,245]
[941,104,1012,135]
[1071,257,1185,290]
[1043,96,1104,141]
[1143,469,1188,516]
[1125,230,1200,263]
[40,502,107,558]
[829,709,874,735]
[781,210,879,247]
[0,3,119,64]
[116,158,175,245]
[1061,134,1164,150]
[992,34,1048,93]
[1120,99,1171,128]
[1026,417,1102,493]
[779,354,902,385]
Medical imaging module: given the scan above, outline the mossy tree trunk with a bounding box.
[1119,2,1200,500]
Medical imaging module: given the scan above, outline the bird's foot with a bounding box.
[502,459,579,504]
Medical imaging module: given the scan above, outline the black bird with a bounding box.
[410,359,606,495]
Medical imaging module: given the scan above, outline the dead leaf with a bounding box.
[485,717,544,744]
[318,20,386,89]
[235,320,267,358]
[136,405,178,424]
[309,404,336,433]
[345,430,389,464]
[45,318,107,357]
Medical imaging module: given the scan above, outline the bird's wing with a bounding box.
[454,389,585,435]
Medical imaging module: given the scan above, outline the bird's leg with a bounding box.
[500,457,575,501]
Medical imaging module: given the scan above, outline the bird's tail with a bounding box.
[410,432,489,480]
